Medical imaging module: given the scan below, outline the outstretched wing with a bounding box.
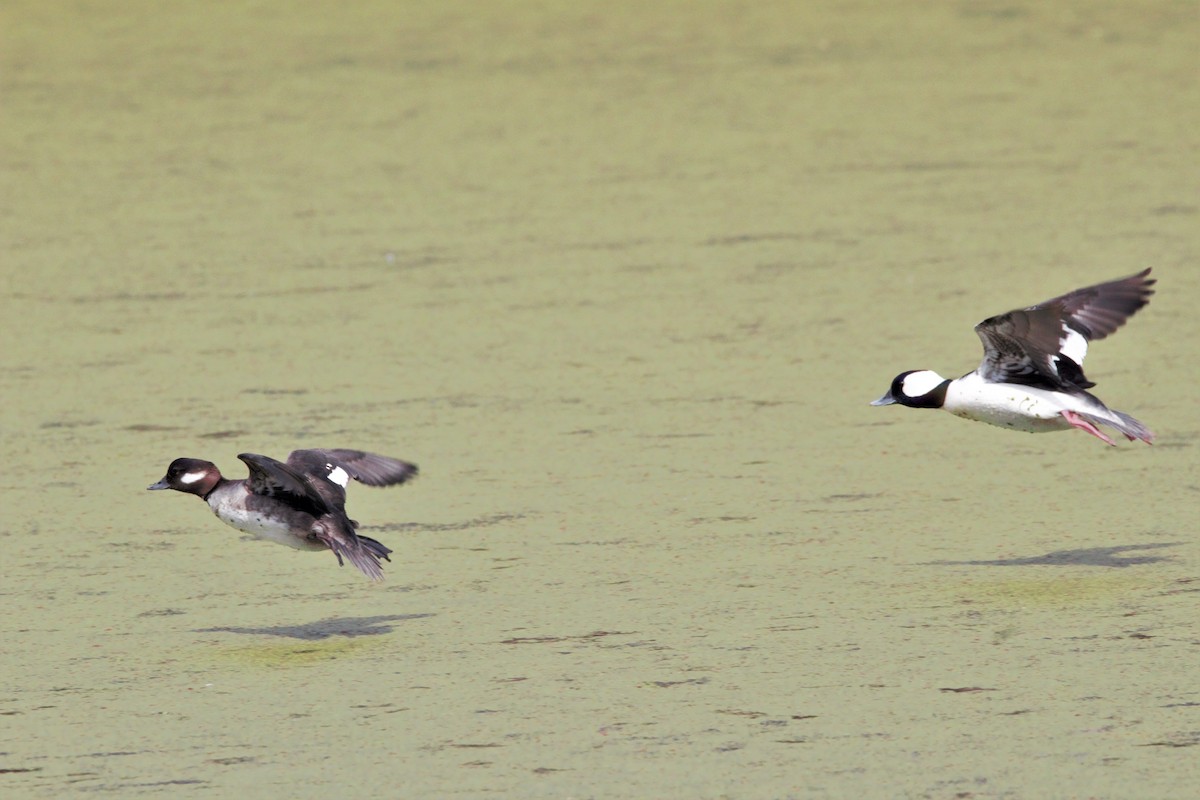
[237,452,332,517]
[975,268,1154,389]
[283,449,419,515]
[287,449,419,487]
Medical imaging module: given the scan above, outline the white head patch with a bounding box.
[901,370,947,398]
[180,470,207,485]
[326,465,350,488]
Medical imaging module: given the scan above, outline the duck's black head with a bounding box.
[871,370,951,410]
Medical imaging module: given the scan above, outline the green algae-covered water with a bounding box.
[3,2,1198,797]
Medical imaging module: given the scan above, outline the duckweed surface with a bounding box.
[3,2,1198,797]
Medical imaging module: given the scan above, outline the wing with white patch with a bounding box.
[287,449,419,488]
[974,268,1154,390]
[282,448,418,518]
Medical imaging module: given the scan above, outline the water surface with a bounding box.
[3,2,1198,797]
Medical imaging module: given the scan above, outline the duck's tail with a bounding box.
[317,522,393,581]
[1080,409,1154,444]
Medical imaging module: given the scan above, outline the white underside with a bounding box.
[208,499,325,552]
[942,372,1100,433]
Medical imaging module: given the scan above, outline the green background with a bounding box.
[3,2,1197,797]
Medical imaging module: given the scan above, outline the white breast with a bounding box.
[207,491,325,552]
[943,373,1074,433]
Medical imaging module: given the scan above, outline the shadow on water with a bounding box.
[195,614,433,640]
[926,542,1184,569]
[366,512,526,533]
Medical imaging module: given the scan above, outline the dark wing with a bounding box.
[1042,267,1156,342]
[974,268,1154,389]
[287,449,419,488]
[237,453,333,517]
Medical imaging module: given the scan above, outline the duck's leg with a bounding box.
[1062,410,1116,446]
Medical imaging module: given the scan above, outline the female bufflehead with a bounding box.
[149,449,418,580]
[871,269,1155,446]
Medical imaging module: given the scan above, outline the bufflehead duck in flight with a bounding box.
[149,449,418,580]
[871,269,1155,446]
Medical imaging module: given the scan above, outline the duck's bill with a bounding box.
[870,391,896,407]
[147,478,170,490]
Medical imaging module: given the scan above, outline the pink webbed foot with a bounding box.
[1062,410,1116,446]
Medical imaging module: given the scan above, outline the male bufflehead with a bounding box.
[149,449,418,580]
[871,269,1155,446]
